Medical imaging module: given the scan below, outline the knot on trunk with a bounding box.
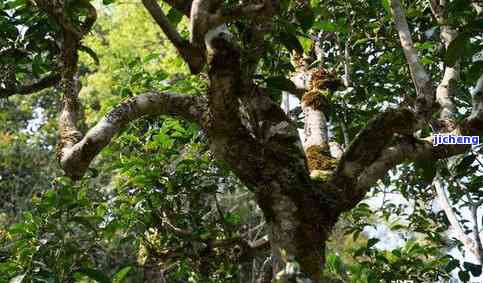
[301,68,342,114]
[309,68,342,93]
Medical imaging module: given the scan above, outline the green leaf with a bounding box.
[464,18,483,33]
[167,9,183,27]
[414,158,436,183]
[295,5,314,30]
[458,270,470,282]
[445,259,460,272]
[312,20,338,32]
[445,33,470,67]
[32,56,46,76]
[456,154,476,175]
[6,0,25,10]
[375,254,389,264]
[467,61,483,83]
[77,268,111,283]
[352,230,361,241]
[463,261,482,277]
[367,238,379,248]
[143,52,160,63]
[154,133,174,149]
[298,36,312,53]
[279,31,304,54]
[71,216,97,231]
[112,266,132,283]
[103,0,115,4]
[354,247,366,257]
[389,223,405,231]
[224,212,241,225]
[391,249,401,257]
[469,175,483,192]
[266,76,298,93]
[22,211,33,223]
[87,167,99,178]
[381,0,391,15]
[79,45,100,66]
[9,223,29,235]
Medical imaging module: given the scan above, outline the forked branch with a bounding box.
[34,0,97,40]
[430,0,459,128]
[142,0,205,73]
[189,0,275,50]
[355,75,483,193]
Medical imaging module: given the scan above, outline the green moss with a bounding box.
[310,170,332,181]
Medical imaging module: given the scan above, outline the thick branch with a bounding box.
[434,178,480,261]
[355,75,483,192]
[472,215,483,263]
[57,33,83,162]
[436,63,458,123]
[390,0,434,123]
[469,195,483,263]
[331,108,418,189]
[429,0,446,24]
[209,2,273,25]
[59,92,207,180]
[142,0,205,73]
[34,0,98,171]
[189,0,275,50]
[79,0,97,35]
[466,74,483,131]
[430,0,459,129]
[290,72,311,99]
[189,0,217,49]
[0,73,61,98]
[356,136,467,190]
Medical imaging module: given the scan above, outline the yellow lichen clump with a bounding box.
[306,145,336,172]
[309,68,340,92]
[302,68,340,111]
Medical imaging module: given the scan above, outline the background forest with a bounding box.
[1,0,483,282]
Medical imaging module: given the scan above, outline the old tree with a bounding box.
[1,0,483,281]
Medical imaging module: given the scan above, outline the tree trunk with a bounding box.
[143,260,167,283]
[268,208,326,282]
[201,28,338,282]
[252,179,335,282]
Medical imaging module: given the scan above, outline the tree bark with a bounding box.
[201,27,334,282]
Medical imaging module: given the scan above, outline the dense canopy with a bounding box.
[0,0,483,282]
